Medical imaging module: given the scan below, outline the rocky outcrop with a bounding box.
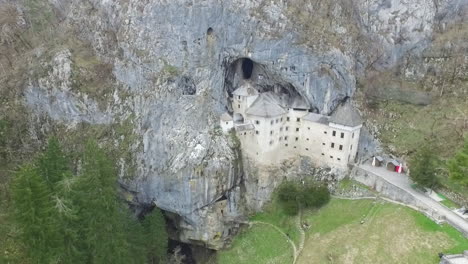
[14,0,467,249]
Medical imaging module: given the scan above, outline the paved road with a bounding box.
[358,163,468,236]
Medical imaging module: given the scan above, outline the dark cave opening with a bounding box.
[241,58,254,79]
[206,27,214,36]
[215,194,228,202]
[168,239,195,264]
[223,57,311,112]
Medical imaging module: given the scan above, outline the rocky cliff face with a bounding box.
[3,0,466,249]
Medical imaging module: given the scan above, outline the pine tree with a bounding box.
[11,165,61,263]
[409,144,438,188]
[53,175,83,264]
[143,208,169,263]
[447,138,468,187]
[37,137,69,190]
[72,141,145,263]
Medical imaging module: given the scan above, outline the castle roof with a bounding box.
[232,83,259,97]
[289,96,310,109]
[329,102,362,127]
[220,112,232,121]
[245,92,287,118]
[303,112,329,125]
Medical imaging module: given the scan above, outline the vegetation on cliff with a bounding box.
[447,138,468,188]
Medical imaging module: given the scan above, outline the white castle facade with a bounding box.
[220,82,363,169]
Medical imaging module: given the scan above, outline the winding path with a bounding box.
[249,221,298,263]
[295,209,306,262]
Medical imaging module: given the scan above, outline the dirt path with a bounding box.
[295,209,306,263]
[249,221,298,263]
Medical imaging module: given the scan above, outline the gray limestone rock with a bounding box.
[20,0,466,249]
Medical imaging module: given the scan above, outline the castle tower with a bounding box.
[328,102,363,164]
[232,82,259,124]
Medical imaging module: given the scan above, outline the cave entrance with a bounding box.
[241,58,254,79]
[233,113,244,124]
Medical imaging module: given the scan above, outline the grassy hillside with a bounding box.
[217,198,468,264]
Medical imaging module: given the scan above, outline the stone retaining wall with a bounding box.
[351,167,468,238]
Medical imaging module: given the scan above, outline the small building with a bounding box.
[220,113,234,133]
[386,160,399,172]
[440,250,468,264]
[372,156,384,167]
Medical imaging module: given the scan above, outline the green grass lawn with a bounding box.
[437,193,460,209]
[218,224,294,264]
[218,198,468,264]
[250,195,301,245]
[299,199,468,264]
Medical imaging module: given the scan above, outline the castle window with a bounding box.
[350,145,353,150]
[270,131,273,135]
[331,143,335,148]
[332,130,336,136]
[280,117,283,122]
[295,137,299,141]
[255,130,259,135]
[280,127,283,132]
[307,138,309,141]
[352,132,355,138]
[276,119,279,123]
[337,158,341,161]
[255,120,260,125]
[308,127,310,130]
[285,136,288,140]
[324,131,327,134]
[322,143,325,145]
[279,137,283,141]
[294,146,297,149]
[287,117,290,121]
[238,96,241,100]
[330,155,333,159]
[296,118,300,122]
[321,153,325,156]
[226,122,228,125]
[271,120,274,125]
[286,127,289,131]
[341,132,344,138]
[339,145,343,150]
[269,140,274,145]
[244,132,246,135]
[285,144,288,147]
[306,148,309,151]
[238,104,240,108]
[296,128,299,132]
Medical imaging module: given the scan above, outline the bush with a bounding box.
[301,185,330,208]
[409,144,438,188]
[277,181,330,215]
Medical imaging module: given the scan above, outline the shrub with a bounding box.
[409,144,438,189]
[301,185,330,208]
[277,181,330,215]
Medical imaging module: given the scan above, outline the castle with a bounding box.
[220,82,363,169]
